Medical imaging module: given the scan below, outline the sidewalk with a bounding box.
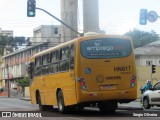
[20,96,31,101]
[0,91,8,96]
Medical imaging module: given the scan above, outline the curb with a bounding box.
[20,97,30,101]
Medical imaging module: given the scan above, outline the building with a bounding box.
[0,28,13,36]
[0,28,13,90]
[134,41,160,66]
[0,55,3,89]
[32,25,61,46]
[1,42,48,94]
[1,25,62,96]
[134,40,160,97]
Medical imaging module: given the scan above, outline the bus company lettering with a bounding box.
[106,76,121,80]
[87,45,113,52]
[114,66,131,72]
[87,42,124,52]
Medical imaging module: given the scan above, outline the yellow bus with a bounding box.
[28,33,137,113]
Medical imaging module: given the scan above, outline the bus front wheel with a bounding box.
[37,94,47,111]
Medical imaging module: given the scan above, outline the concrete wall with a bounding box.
[136,55,160,66]
[83,0,100,33]
[25,87,30,97]
[61,0,78,42]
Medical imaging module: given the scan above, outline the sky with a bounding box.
[0,0,160,37]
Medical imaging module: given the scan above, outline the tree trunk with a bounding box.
[22,87,25,97]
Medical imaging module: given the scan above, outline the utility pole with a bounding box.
[6,64,10,98]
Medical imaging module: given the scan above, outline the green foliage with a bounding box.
[0,34,30,55]
[17,77,30,87]
[124,29,159,48]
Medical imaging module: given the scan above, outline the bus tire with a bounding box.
[57,90,66,113]
[98,101,117,113]
[37,94,47,111]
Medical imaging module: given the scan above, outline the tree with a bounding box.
[124,29,159,48]
[0,34,30,55]
[17,77,30,97]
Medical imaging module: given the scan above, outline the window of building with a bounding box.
[146,60,152,66]
[54,28,58,34]
[36,47,39,53]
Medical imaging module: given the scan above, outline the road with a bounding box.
[0,97,160,120]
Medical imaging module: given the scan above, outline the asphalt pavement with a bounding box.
[19,97,143,110]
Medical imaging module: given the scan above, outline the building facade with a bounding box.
[1,43,48,92]
[61,0,78,42]
[134,41,160,97]
[134,41,160,66]
[0,28,13,36]
[1,25,62,96]
[32,25,61,46]
[0,28,13,90]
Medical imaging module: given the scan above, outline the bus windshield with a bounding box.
[80,38,132,59]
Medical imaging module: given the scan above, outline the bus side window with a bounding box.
[35,56,41,76]
[42,54,49,75]
[50,51,59,73]
[60,46,69,72]
[28,62,34,83]
[70,44,75,70]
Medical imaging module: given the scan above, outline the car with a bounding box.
[142,81,160,109]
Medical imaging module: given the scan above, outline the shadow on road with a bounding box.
[41,107,135,117]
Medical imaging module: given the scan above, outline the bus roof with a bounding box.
[30,34,131,60]
[30,37,77,60]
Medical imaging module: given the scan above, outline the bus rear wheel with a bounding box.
[57,90,67,113]
[98,101,117,113]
